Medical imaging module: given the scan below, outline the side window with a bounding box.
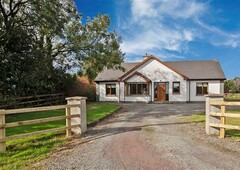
[196,82,208,95]
[173,82,180,93]
[106,84,116,95]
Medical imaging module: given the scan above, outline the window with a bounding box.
[173,82,180,93]
[196,82,208,95]
[126,83,148,95]
[106,84,116,95]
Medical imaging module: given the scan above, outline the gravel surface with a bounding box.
[35,103,240,170]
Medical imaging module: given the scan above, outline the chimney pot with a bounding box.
[143,53,149,60]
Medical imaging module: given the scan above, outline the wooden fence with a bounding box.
[208,101,240,138]
[0,103,81,152]
[0,93,67,109]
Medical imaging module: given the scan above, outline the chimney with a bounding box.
[143,53,149,60]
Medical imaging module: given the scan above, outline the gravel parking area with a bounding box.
[36,103,240,170]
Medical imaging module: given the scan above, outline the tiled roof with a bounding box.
[94,59,226,81]
[94,63,138,81]
[166,60,226,80]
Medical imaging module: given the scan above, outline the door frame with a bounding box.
[157,84,166,101]
[154,82,169,101]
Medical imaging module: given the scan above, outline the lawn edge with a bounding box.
[87,105,122,127]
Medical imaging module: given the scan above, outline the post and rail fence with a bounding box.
[206,94,240,138]
[0,93,67,109]
[0,96,87,152]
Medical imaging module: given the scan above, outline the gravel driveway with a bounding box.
[37,103,240,170]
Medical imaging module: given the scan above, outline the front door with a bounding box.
[157,84,166,101]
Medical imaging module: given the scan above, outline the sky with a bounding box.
[74,0,240,79]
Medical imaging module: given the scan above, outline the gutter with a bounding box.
[189,81,191,102]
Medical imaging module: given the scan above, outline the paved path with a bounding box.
[40,103,240,170]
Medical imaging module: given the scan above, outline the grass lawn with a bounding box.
[186,110,240,139]
[0,103,119,170]
[87,103,120,123]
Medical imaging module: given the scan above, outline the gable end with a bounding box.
[123,71,151,83]
[118,55,189,81]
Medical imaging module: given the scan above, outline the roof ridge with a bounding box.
[124,60,219,64]
[165,60,219,62]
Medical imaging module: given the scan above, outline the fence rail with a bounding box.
[0,103,81,152]
[209,101,240,138]
[0,93,67,109]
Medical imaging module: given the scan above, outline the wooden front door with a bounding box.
[157,84,166,101]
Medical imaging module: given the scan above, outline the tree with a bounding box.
[0,0,124,97]
[69,14,124,80]
[224,78,240,93]
[224,80,234,93]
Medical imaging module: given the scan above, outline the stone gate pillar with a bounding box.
[66,96,87,135]
[205,94,224,135]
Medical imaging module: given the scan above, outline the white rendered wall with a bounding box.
[186,81,190,101]
[96,83,100,101]
[125,75,151,102]
[220,80,224,94]
[98,81,151,102]
[189,80,222,101]
[98,82,119,102]
[119,82,125,101]
[97,59,223,102]
[126,75,146,82]
[169,80,188,102]
[124,59,188,102]
[124,95,151,103]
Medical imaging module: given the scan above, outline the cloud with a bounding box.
[211,39,240,48]
[121,26,195,54]
[118,0,206,60]
[195,19,240,48]
[117,0,240,62]
[196,19,240,38]
[131,0,158,20]
[131,0,207,20]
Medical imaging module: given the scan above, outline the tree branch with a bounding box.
[0,0,8,26]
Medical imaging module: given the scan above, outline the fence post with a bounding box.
[205,94,224,135]
[66,107,72,137]
[66,97,87,135]
[219,105,226,138]
[0,110,6,152]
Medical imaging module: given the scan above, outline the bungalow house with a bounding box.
[94,55,226,102]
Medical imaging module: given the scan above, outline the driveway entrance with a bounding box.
[40,103,240,170]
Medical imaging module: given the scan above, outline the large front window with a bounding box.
[106,84,116,95]
[196,82,208,95]
[126,83,148,95]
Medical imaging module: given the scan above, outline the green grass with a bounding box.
[6,110,65,136]
[0,132,66,170]
[186,110,240,139]
[87,103,119,123]
[0,103,119,170]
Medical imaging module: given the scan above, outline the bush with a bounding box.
[67,76,96,101]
